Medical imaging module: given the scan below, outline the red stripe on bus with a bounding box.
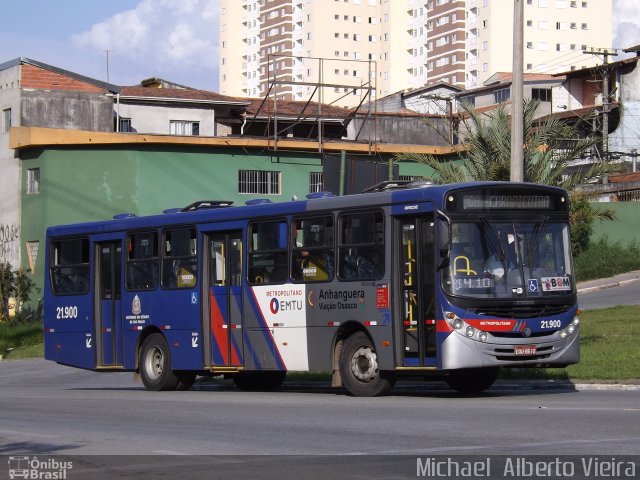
[209,291,229,362]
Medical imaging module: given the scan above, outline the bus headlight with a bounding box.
[479,331,488,342]
[572,317,580,326]
[567,324,575,334]
[560,331,568,339]
[452,319,463,330]
[466,326,475,337]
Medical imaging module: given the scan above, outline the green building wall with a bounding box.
[591,202,640,245]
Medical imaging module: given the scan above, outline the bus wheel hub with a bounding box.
[350,346,378,382]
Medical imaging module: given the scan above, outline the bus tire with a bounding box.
[339,332,395,397]
[139,333,180,391]
[445,367,499,394]
[233,371,286,391]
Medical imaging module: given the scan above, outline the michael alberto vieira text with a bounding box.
[416,457,637,478]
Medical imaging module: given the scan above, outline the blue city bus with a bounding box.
[43,181,580,396]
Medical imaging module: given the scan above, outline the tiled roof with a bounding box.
[487,72,561,84]
[609,172,640,183]
[243,98,353,120]
[0,57,121,93]
[119,86,249,104]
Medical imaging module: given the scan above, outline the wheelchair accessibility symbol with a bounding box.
[528,279,539,294]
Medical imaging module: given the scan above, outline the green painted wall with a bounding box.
[592,202,640,245]
[20,145,324,298]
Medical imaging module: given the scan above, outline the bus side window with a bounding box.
[338,212,384,281]
[290,216,334,282]
[50,238,90,295]
[125,232,159,291]
[162,228,197,289]
[248,220,288,285]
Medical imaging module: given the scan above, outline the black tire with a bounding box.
[176,372,197,391]
[139,333,180,391]
[339,332,395,397]
[445,367,500,394]
[233,371,286,392]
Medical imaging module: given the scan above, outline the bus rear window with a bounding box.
[126,232,159,290]
[50,238,90,295]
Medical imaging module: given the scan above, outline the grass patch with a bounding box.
[502,305,640,381]
[574,237,640,282]
[0,321,43,360]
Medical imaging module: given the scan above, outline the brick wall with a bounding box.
[21,64,105,93]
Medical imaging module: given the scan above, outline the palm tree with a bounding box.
[395,99,618,254]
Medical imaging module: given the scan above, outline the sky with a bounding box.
[0,0,638,93]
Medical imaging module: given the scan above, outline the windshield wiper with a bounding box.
[479,216,506,263]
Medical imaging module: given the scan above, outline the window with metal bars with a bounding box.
[309,172,323,193]
[238,170,282,195]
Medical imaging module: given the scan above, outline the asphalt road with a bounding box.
[577,281,640,310]
[1,360,639,462]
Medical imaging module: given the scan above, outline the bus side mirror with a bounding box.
[436,210,451,271]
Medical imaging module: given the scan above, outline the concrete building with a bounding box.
[466,0,611,88]
[219,0,612,105]
[0,57,118,269]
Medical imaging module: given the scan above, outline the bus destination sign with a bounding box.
[447,189,564,211]
[462,193,552,210]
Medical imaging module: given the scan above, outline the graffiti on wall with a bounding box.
[0,223,20,264]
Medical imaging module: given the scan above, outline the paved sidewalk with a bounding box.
[576,270,640,293]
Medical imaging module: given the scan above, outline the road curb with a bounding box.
[490,381,640,392]
[577,272,640,293]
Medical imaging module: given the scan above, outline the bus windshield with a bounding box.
[443,219,573,299]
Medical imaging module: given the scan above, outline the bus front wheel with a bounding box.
[339,332,395,397]
[445,367,500,394]
[139,333,180,391]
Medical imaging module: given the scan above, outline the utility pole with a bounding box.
[104,49,111,83]
[510,0,524,182]
[583,48,619,160]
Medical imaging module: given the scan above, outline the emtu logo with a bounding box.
[270,298,280,314]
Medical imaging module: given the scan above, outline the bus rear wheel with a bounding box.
[339,332,395,397]
[445,367,500,394]
[139,333,180,391]
[233,371,286,391]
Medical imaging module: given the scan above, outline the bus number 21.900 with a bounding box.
[56,306,78,319]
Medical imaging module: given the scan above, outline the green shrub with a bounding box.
[574,236,640,282]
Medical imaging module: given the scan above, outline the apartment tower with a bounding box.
[219,0,611,105]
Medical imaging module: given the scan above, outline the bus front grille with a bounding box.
[470,303,572,319]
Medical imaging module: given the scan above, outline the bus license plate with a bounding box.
[514,345,537,355]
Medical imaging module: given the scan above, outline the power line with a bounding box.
[525,51,591,74]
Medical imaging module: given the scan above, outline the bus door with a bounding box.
[397,215,437,367]
[95,241,123,366]
[203,231,244,367]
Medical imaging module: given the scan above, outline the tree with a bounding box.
[396,99,619,255]
[0,262,36,322]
